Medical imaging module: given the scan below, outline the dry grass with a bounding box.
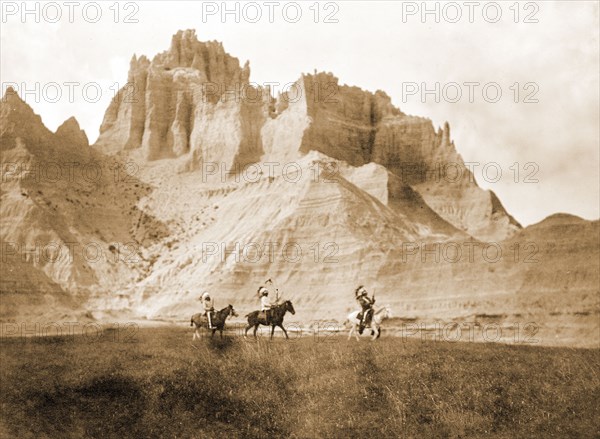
[1,327,599,438]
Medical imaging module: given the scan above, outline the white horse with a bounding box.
[346,305,393,341]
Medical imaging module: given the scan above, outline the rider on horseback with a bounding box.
[258,286,272,324]
[265,279,280,300]
[200,291,216,329]
[355,285,375,334]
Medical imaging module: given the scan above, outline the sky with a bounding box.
[1,1,599,226]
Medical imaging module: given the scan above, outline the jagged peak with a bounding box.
[3,86,17,99]
[172,28,201,44]
[57,116,80,129]
[130,53,149,63]
[142,30,241,74]
[300,71,404,119]
[127,29,250,86]
[0,87,49,135]
[55,116,89,147]
[2,86,32,112]
[0,88,90,149]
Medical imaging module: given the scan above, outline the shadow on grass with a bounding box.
[18,375,146,438]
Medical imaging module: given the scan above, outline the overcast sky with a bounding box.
[2,1,598,226]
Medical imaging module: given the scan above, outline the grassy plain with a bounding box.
[1,326,598,438]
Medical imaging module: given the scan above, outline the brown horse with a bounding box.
[244,300,296,340]
[191,304,238,339]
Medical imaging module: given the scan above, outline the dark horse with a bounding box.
[244,300,296,339]
[191,304,238,339]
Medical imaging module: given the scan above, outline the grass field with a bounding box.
[1,327,599,439]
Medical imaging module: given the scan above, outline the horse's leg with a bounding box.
[253,324,258,338]
[377,327,381,339]
[278,324,289,339]
[371,325,378,341]
[211,328,216,338]
[354,324,360,341]
[348,324,353,341]
[270,324,276,340]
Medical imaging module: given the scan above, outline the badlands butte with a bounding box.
[1,30,598,346]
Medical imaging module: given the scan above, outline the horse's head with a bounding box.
[228,304,238,317]
[382,305,392,319]
[285,300,296,315]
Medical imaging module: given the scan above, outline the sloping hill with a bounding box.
[0,88,167,320]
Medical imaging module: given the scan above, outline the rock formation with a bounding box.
[95,30,265,169]
[2,32,597,346]
[55,117,89,149]
[94,32,519,241]
[0,88,166,320]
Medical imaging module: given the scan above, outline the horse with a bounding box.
[244,300,296,340]
[346,305,392,341]
[191,304,238,339]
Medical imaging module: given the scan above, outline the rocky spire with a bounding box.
[91,30,520,241]
[94,29,259,162]
[0,87,53,143]
[55,116,89,148]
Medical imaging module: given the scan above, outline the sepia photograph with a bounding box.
[1,1,599,437]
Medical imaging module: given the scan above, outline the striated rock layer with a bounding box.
[94,31,519,241]
[297,72,521,241]
[95,30,265,170]
[0,88,166,321]
[3,31,597,346]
